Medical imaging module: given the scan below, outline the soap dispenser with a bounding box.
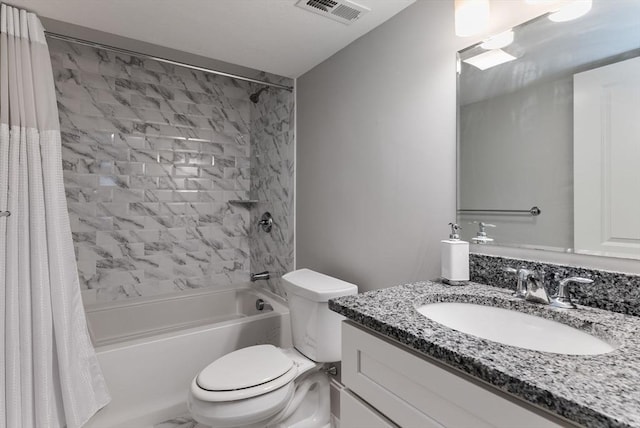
[441,223,469,285]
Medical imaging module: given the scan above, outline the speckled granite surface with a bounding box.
[330,281,640,428]
[470,253,640,317]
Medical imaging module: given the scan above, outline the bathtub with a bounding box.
[84,286,292,428]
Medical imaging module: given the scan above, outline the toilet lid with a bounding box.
[197,345,294,391]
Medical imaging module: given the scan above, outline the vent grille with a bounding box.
[295,0,370,25]
[332,4,361,21]
[307,0,338,12]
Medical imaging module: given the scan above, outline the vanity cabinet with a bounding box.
[340,388,398,428]
[340,321,571,428]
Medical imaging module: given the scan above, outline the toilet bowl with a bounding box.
[187,269,358,428]
[188,345,329,427]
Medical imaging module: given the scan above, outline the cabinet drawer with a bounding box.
[340,388,398,428]
[342,321,566,428]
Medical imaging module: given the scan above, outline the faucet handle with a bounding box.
[551,277,593,309]
[474,221,496,230]
[502,267,531,298]
[559,276,593,285]
[472,222,496,244]
[519,268,538,278]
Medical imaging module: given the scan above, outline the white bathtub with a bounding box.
[84,286,292,428]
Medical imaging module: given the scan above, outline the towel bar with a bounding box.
[457,206,541,216]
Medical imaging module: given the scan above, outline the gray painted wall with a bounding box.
[296,1,457,292]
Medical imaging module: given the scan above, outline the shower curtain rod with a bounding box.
[44,32,294,91]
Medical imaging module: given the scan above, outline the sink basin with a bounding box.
[416,302,615,355]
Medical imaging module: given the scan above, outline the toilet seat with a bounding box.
[189,346,324,427]
[192,345,299,402]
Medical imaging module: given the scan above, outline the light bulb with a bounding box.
[455,0,490,37]
[548,0,592,22]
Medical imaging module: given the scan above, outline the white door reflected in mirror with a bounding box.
[574,56,640,258]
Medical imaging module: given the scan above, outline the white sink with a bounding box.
[416,302,615,355]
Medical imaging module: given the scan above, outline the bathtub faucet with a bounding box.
[250,271,270,282]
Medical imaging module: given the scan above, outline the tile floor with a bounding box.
[154,414,206,428]
[154,412,340,427]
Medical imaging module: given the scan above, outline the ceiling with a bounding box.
[10,0,416,78]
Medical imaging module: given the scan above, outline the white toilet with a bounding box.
[188,269,358,428]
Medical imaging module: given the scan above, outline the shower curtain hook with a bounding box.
[0,211,11,217]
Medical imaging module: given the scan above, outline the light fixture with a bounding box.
[462,49,517,71]
[548,0,592,22]
[480,30,514,50]
[455,0,490,37]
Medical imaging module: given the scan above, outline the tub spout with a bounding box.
[250,271,270,282]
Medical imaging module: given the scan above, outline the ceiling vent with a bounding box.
[295,0,370,25]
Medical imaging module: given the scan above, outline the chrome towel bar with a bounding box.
[458,206,541,216]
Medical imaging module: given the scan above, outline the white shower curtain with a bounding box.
[0,4,110,428]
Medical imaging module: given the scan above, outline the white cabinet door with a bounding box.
[340,389,399,428]
[342,322,567,428]
[574,56,640,257]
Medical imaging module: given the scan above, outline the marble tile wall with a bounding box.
[49,38,294,303]
[249,86,295,298]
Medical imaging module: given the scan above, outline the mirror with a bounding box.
[457,0,640,259]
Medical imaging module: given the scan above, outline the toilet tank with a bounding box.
[282,269,358,363]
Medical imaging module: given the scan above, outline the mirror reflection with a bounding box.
[457,0,640,259]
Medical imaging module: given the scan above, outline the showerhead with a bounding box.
[249,87,269,104]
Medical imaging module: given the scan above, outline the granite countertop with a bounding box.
[329,281,640,428]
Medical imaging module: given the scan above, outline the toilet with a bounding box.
[188,269,358,428]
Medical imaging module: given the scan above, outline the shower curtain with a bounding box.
[0,4,110,428]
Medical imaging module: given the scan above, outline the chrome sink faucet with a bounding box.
[504,267,549,304]
[523,272,550,305]
[503,267,536,299]
[504,267,593,309]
